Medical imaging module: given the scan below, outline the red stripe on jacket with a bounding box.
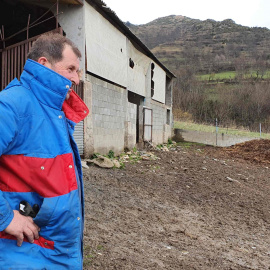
[0,154,77,197]
[0,231,54,250]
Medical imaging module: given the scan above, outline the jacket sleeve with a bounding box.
[0,92,20,156]
[0,92,19,230]
[0,190,14,231]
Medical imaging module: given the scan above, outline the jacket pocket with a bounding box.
[0,231,54,250]
[33,197,59,227]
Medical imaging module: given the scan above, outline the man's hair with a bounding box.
[27,32,81,64]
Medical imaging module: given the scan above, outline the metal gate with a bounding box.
[143,108,153,142]
[73,81,85,156]
[1,37,34,90]
[0,28,62,90]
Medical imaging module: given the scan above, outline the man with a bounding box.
[0,33,89,269]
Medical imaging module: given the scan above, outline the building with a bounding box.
[0,0,175,157]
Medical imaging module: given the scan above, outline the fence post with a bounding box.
[216,118,218,146]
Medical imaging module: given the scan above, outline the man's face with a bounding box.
[44,45,80,100]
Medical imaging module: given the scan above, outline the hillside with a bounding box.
[126,16,270,73]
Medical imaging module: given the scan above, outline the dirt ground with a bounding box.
[82,139,270,270]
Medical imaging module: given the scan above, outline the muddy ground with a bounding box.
[82,140,270,270]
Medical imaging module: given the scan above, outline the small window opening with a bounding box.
[166,109,170,125]
[129,58,134,68]
[151,63,155,97]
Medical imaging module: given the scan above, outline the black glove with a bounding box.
[19,200,40,218]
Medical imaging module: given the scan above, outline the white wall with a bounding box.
[56,5,85,76]
[85,3,127,87]
[84,2,167,104]
[152,63,166,104]
[127,40,151,97]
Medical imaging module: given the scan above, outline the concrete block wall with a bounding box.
[88,74,127,155]
[125,102,137,150]
[83,80,94,158]
[84,73,173,155]
[150,100,172,145]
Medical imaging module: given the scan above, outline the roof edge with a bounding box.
[86,0,176,78]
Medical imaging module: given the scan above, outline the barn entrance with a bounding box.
[128,91,145,144]
[0,0,60,89]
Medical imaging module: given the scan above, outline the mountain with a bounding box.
[126,16,270,74]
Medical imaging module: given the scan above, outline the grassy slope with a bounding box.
[174,121,270,139]
[198,70,270,81]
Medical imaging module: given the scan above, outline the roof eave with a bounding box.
[87,0,176,78]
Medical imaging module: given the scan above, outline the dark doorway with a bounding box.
[0,0,58,49]
[0,0,59,90]
[128,91,144,143]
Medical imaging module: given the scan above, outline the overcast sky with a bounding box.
[103,0,270,29]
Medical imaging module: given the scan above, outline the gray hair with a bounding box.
[28,32,81,64]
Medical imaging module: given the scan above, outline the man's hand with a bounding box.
[4,210,40,247]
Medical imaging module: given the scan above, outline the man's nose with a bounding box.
[72,72,80,85]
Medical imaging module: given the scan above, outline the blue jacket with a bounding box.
[0,59,89,269]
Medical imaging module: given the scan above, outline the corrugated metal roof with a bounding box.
[87,0,176,78]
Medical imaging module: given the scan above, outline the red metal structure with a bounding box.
[0,0,84,98]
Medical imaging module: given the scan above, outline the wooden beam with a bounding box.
[19,0,83,6]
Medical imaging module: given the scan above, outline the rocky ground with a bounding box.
[82,140,270,270]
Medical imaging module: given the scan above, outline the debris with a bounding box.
[162,146,169,152]
[226,176,240,184]
[92,156,114,168]
[113,160,121,168]
[141,156,150,161]
[81,160,89,169]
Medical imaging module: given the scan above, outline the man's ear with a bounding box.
[37,57,51,68]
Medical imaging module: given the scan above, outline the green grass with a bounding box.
[198,70,270,81]
[198,71,236,81]
[174,120,270,139]
[176,141,206,148]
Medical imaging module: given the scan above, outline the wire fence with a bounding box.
[174,117,270,140]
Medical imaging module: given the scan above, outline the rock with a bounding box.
[84,159,94,164]
[93,156,114,168]
[226,176,240,183]
[113,160,121,168]
[81,161,89,169]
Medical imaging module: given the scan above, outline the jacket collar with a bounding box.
[20,59,89,123]
[20,59,72,110]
